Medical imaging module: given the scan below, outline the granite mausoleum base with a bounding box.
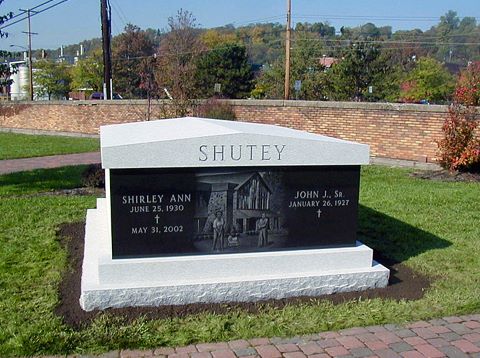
[81,199,388,310]
[80,117,389,311]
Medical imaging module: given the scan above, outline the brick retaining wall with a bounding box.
[1,100,478,162]
[231,100,454,163]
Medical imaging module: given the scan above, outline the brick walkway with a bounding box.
[41,314,480,358]
[0,152,101,175]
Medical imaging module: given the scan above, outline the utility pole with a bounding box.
[284,0,292,101]
[19,8,38,101]
[100,0,112,100]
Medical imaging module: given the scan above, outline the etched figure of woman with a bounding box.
[212,211,225,251]
[257,213,269,247]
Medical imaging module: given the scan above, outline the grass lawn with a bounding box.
[0,165,479,356]
[0,132,99,160]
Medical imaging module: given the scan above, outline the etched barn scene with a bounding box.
[193,170,288,253]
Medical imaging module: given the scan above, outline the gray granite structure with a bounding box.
[80,117,389,311]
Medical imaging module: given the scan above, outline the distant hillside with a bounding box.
[32,11,480,66]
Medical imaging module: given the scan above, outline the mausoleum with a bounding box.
[80,117,389,311]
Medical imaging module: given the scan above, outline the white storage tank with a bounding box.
[9,61,29,101]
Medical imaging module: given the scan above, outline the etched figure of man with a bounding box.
[257,213,269,247]
[212,211,225,251]
[248,180,256,209]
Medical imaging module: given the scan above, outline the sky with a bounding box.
[1,0,479,51]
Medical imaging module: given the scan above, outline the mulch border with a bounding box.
[55,222,432,330]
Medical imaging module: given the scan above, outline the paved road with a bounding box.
[0,152,101,175]
[37,314,480,357]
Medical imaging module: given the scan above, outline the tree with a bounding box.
[255,62,283,99]
[0,50,16,90]
[438,10,460,36]
[71,49,103,92]
[437,105,480,172]
[454,61,480,106]
[156,9,204,115]
[0,0,13,40]
[363,59,405,102]
[139,56,159,120]
[195,43,254,98]
[33,60,71,100]
[400,57,455,103]
[256,31,330,100]
[200,29,238,49]
[438,62,480,172]
[244,23,285,65]
[359,23,381,39]
[458,17,477,32]
[295,22,335,37]
[327,41,390,101]
[422,10,480,64]
[390,29,427,71]
[453,17,479,63]
[112,24,156,99]
[0,2,16,89]
[289,32,330,100]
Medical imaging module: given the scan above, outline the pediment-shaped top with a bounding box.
[100,117,369,168]
[102,117,350,147]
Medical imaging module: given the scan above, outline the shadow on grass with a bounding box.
[358,205,451,264]
[0,165,87,196]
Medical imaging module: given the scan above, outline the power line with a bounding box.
[111,0,129,26]
[110,0,128,30]
[109,4,125,35]
[290,37,480,46]
[2,0,57,24]
[294,14,480,22]
[18,8,38,101]
[331,32,480,40]
[111,35,479,63]
[229,15,285,26]
[0,0,71,30]
[112,39,284,62]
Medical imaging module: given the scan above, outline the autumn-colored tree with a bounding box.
[437,62,480,172]
[112,24,156,99]
[437,105,480,172]
[454,61,480,106]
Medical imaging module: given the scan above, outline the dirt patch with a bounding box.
[55,222,432,330]
[410,169,480,182]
